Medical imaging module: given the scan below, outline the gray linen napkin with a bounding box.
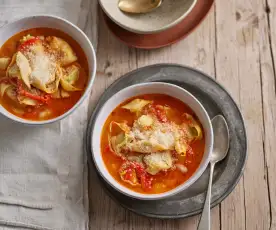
[0,0,98,229]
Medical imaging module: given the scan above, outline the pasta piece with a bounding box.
[110,133,126,154]
[39,109,52,119]
[127,155,143,164]
[11,107,24,115]
[16,52,31,88]
[127,140,155,153]
[0,83,12,97]
[60,65,81,91]
[137,115,153,127]
[108,121,130,157]
[143,152,173,175]
[19,34,34,43]
[32,66,61,94]
[17,95,37,106]
[63,65,79,84]
[60,89,70,98]
[189,124,202,140]
[51,88,70,99]
[0,57,11,70]
[23,38,44,53]
[7,64,20,77]
[119,162,139,186]
[6,53,20,78]
[5,86,17,101]
[122,99,152,113]
[7,53,16,67]
[182,113,203,141]
[175,139,187,156]
[47,36,77,66]
[51,88,61,99]
[109,121,131,134]
[60,75,82,92]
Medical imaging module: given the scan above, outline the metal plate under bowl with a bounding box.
[85,64,247,219]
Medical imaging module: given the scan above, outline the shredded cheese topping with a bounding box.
[29,52,56,84]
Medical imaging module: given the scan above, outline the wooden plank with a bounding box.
[90,5,222,230]
[89,0,275,229]
[136,7,216,77]
[89,12,137,230]
[215,0,272,229]
[260,0,276,229]
[135,5,220,230]
[214,0,247,229]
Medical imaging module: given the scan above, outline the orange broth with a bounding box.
[101,94,205,194]
[0,28,89,121]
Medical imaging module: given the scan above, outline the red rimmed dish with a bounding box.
[103,0,214,49]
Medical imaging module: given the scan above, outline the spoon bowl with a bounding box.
[118,0,163,14]
[211,115,230,163]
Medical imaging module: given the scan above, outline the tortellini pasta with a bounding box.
[16,51,32,88]
[0,83,12,97]
[47,37,77,66]
[0,57,11,70]
[143,152,173,175]
[122,99,151,113]
[108,101,203,175]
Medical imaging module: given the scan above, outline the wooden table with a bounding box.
[89,1,276,230]
[1,0,275,229]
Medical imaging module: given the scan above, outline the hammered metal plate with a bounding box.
[85,64,247,219]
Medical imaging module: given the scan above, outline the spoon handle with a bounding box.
[197,162,215,230]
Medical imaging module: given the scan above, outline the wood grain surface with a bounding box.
[0,0,275,229]
[89,0,276,230]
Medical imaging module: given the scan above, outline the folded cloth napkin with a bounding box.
[0,0,98,229]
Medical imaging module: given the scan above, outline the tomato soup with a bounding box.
[0,28,89,121]
[101,94,205,194]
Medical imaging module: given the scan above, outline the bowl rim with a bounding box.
[91,82,213,200]
[99,0,198,34]
[0,14,97,125]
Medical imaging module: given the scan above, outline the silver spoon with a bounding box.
[197,115,230,230]
[118,0,163,14]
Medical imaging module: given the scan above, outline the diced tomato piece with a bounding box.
[0,77,17,85]
[21,91,51,104]
[185,146,195,165]
[186,146,194,156]
[141,174,153,191]
[124,168,133,181]
[182,115,193,125]
[130,161,145,177]
[18,37,40,51]
[151,104,168,123]
[104,145,111,153]
[119,161,152,191]
[16,79,51,104]
[0,77,9,84]
[119,162,139,186]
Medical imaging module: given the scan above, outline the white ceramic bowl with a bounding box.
[0,15,96,125]
[92,82,213,200]
[100,0,197,34]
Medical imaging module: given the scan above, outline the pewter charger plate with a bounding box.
[85,64,247,219]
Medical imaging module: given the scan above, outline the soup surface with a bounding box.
[101,94,205,194]
[0,28,89,121]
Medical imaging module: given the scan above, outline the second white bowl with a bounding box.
[0,15,97,125]
[92,82,213,200]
